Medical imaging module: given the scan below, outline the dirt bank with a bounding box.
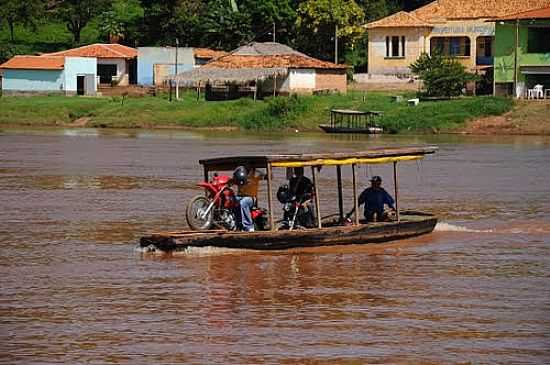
[460,100,550,135]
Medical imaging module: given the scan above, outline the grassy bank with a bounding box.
[0,91,513,133]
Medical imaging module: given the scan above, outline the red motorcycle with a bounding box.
[185,174,267,231]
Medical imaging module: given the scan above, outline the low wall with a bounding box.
[315,70,347,93]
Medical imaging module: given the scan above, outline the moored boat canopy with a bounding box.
[199,145,438,170]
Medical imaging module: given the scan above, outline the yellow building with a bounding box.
[366,0,550,76]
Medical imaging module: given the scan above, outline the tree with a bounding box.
[140,0,206,46]
[99,11,123,42]
[240,0,297,44]
[0,0,44,42]
[99,0,143,43]
[53,0,110,44]
[410,51,478,97]
[200,0,253,50]
[296,0,365,62]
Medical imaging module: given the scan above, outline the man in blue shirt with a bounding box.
[347,176,395,222]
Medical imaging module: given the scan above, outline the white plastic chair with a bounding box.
[534,84,544,99]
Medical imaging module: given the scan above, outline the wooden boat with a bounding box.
[319,109,384,134]
[140,146,438,252]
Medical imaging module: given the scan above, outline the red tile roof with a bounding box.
[366,11,433,29]
[43,43,137,59]
[203,54,347,70]
[367,0,550,28]
[0,56,65,70]
[495,5,550,20]
[194,48,228,59]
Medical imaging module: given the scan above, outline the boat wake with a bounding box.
[434,222,493,233]
[135,244,251,256]
[435,221,550,235]
[179,245,251,256]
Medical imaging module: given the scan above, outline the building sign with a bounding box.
[431,23,495,36]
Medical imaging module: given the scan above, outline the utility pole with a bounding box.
[175,38,179,100]
[513,19,519,98]
[272,22,276,42]
[334,23,338,64]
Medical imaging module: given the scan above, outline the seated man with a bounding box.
[233,166,264,232]
[287,167,315,228]
[347,175,395,222]
[289,167,313,203]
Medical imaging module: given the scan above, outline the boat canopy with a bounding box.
[199,146,437,171]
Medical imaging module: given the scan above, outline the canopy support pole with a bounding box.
[203,166,209,183]
[337,165,343,222]
[352,163,359,225]
[267,163,275,231]
[175,79,179,100]
[197,81,200,101]
[393,161,400,222]
[312,166,322,228]
[203,166,209,197]
[273,75,277,97]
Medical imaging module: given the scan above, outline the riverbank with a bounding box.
[459,99,550,135]
[0,91,515,133]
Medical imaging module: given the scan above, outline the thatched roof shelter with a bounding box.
[174,67,288,86]
[173,42,346,87]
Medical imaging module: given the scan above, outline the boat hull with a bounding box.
[139,213,437,252]
[319,124,384,134]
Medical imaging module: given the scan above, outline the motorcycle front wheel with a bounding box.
[186,195,214,230]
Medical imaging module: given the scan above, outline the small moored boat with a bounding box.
[319,109,384,134]
[140,146,438,252]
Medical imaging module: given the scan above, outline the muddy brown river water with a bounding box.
[1,129,549,364]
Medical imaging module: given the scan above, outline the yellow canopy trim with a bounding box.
[271,155,423,168]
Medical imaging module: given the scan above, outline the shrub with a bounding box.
[410,51,478,98]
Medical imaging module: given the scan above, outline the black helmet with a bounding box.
[370,176,382,184]
[233,166,248,186]
[277,184,293,203]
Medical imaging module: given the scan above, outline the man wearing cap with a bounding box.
[347,176,395,222]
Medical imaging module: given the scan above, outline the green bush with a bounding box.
[410,51,478,98]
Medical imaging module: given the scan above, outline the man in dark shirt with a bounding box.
[348,176,395,222]
[289,167,313,203]
[286,167,315,228]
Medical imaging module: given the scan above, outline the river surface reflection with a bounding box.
[1,128,549,364]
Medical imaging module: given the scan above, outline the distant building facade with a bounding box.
[42,43,138,86]
[174,42,348,100]
[137,47,227,86]
[366,0,550,76]
[493,6,550,97]
[0,56,96,95]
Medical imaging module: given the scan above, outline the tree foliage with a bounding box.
[99,0,143,43]
[296,0,365,61]
[0,0,44,41]
[200,0,253,50]
[54,0,111,44]
[410,51,479,97]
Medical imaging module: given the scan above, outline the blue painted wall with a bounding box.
[2,69,64,92]
[137,47,194,85]
[64,57,97,92]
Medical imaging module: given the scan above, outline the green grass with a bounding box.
[0,91,514,133]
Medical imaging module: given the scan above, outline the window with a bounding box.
[430,36,471,57]
[481,36,492,57]
[385,35,406,58]
[527,27,550,53]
